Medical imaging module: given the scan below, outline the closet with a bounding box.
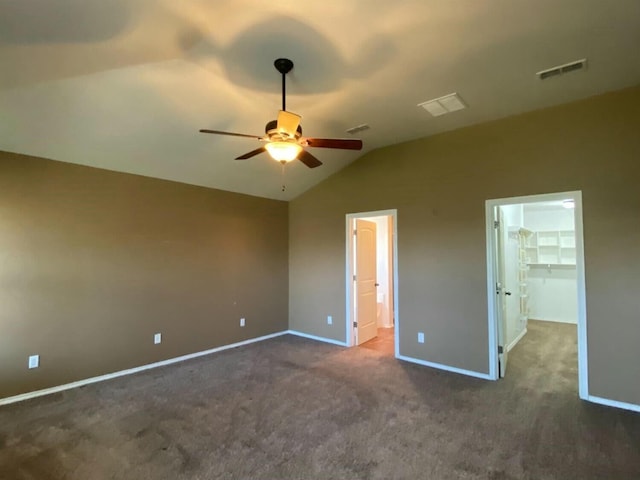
[522,203,577,324]
[499,201,578,353]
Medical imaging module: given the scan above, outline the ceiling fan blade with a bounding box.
[200,129,262,140]
[235,147,266,160]
[304,138,363,150]
[297,149,323,168]
[277,110,301,137]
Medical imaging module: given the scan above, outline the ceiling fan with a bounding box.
[199,58,363,168]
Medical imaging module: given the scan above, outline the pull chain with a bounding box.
[281,161,286,192]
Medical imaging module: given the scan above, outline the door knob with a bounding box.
[505,291,512,296]
[375,283,380,287]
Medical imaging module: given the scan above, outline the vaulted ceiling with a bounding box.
[2,1,639,200]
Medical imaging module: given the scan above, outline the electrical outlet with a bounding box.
[28,355,39,369]
[327,315,333,325]
[154,333,162,345]
[240,318,245,327]
[418,332,425,344]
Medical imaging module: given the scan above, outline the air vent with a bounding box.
[537,59,587,80]
[346,124,370,135]
[418,93,467,117]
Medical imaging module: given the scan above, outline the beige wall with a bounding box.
[0,152,289,399]
[289,86,640,405]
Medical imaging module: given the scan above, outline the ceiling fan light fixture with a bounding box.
[199,58,362,170]
[265,141,303,162]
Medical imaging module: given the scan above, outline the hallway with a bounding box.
[360,327,394,356]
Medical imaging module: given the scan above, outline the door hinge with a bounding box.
[353,229,357,236]
[353,274,356,281]
[498,345,504,354]
[353,321,358,327]
[494,220,500,229]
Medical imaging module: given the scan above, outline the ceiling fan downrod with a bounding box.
[274,58,294,112]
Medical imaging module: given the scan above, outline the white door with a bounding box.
[355,219,378,345]
[495,208,510,377]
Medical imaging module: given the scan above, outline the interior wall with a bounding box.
[524,206,575,231]
[0,151,289,399]
[289,86,640,406]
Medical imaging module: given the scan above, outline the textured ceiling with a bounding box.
[1,0,639,200]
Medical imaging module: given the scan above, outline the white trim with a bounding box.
[573,192,589,399]
[345,209,399,357]
[485,201,499,380]
[506,328,527,352]
[0,331,288,407]
[587,395,640,413]
[287,330,348,347]
[485,191,589,398]
[392,215,400,359]
[396,355,493,380]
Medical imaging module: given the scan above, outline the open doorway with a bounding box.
[485,191,588,399]
[345,210,398,357]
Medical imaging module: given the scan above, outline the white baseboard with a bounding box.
[587,395,640,413]
[529,317,577,325]
[0,331,289,407]
[506,328,527,352]
[396,354,493,380]
[287,330,348,347]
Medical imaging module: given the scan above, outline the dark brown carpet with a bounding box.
[1,321,639,479]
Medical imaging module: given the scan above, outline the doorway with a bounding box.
[485,191,588,399]
[345,210,398,357]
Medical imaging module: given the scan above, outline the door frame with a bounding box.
[485,191,588,399]
[345,209,399,356]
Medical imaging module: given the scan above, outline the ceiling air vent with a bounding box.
[418,93,467,117]
[346,124,370,135]
[537,58,587,80]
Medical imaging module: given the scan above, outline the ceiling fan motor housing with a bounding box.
[265,119,302,138]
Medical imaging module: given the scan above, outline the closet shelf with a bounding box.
[517,229,531,326]
[528,263,576,269]
[525,229,576,266]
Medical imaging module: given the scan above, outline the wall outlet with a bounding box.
[417,332,425,344]
[154,333,162,345]
[327,315,333,325]
[240,318,245,327]
[28,354,39,369]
